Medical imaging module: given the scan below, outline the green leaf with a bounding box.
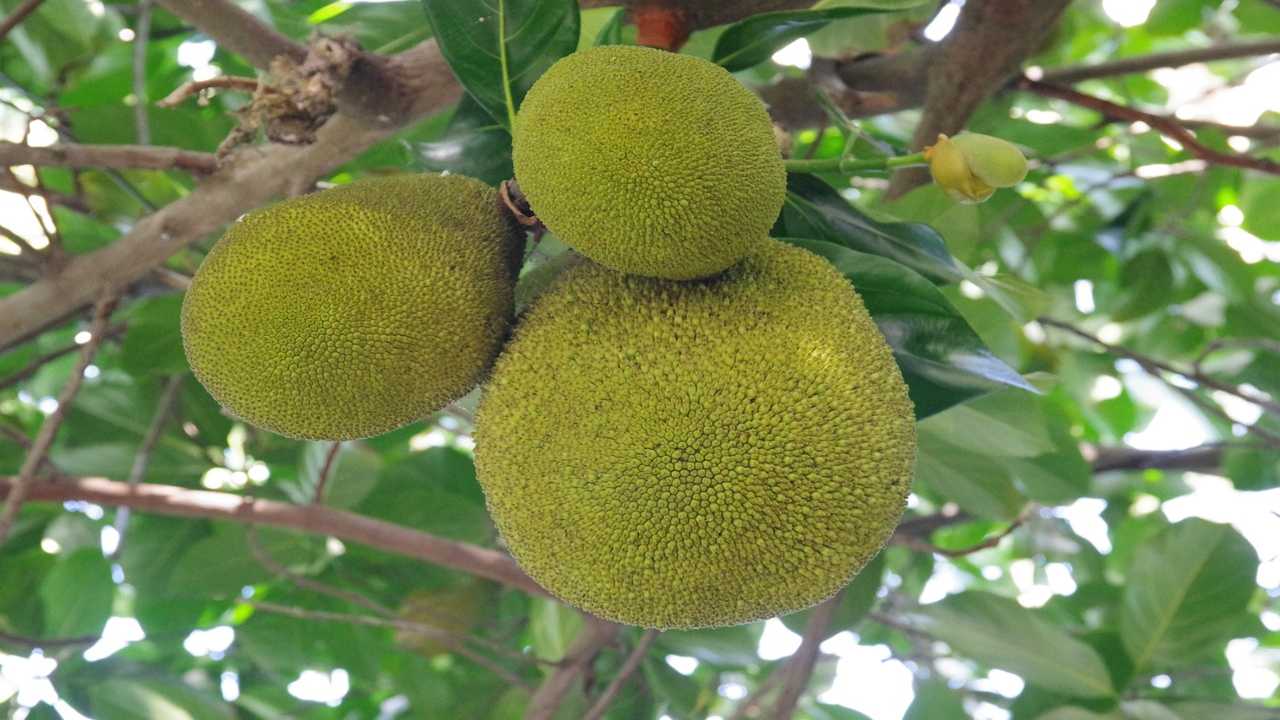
[356,447,490,543]
[120,294,187,376]
[1168,702,1280,720]
[422,0,580,129]
[912,592,1115,698]
[1120,519,1258,671]
[416,93,514,186]
[903,679,967,720]
[1107,250,1175,321]
[712,6,905,72]
[89,678,235,720]
[1120,701,1183,720]
[658,624,761,668]
[167,523,320,596]
[40,548,113,637]
[1036,710,1122,720]
[530,598,584,662]
[781,173,965,284]
[788,238,1034,418]
[592,8,629,46]
[914,431,1026,520]
[292,441,383,509]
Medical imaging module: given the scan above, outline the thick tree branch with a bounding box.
[0,40,461,351]
[1020,79,1280,175]
[0,475,547,596]
[773,592,841,719]
[0,0,46,42]
[155,0,306,70]
[0,141,219,174]
[526,618,622,720]
[887,0,1071,198]
[0,295,116,544]
[582,629,660,720]
[1040,39,1280,84]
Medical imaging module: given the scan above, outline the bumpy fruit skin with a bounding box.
[475,239,916,629]
[181,174,522,441]
[512,45,786,280]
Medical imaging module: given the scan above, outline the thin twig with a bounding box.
[1040,39,1280,84]
[132,0,153,145]
[0,294,116,544]
[582,629,660,720]
[1038,317,1280,416]
[2,476,546,595]
[895,507,1032,557]
[728,663,788,720]
[0,141,219,174]
[1193,337,1280,376]
[774,592,843,719]
[312,441,342,505]
[0,629,98,648]
[157,76,262,108]
[1018,79,1280,175]
[0,324,126,392]
[244,600,535,690]
[111,374,184,557]
[0,0,46,42]
[526,618,622,720]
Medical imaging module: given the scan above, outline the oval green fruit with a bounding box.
[513,45,786,280]
[475,239,916,628]
[181,174,522,440]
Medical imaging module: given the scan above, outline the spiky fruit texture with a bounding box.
[474,240,916,629]
[181,174,522,441]
[512,45,786,280]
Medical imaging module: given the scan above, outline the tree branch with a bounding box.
[154,0,305,70]
[1088,444,1230,473]
[0,141,218,174]
[0,475,547,596]
[582,629,660,720]
[773,592,842,719]
[1019,79,1280,175]
[312,441,342,505]
[0,40,461,352]
[526,618,622,720]
[1040,39,1280,84]
[0,294,116,544]
[0,0,46,43]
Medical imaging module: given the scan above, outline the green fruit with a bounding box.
[475,239,916,629]
[181,174,522,441]
[512,45,786,280]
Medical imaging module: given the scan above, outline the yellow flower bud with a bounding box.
[925,133,1027,203]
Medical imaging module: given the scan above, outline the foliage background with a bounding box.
[0,0,1279,718]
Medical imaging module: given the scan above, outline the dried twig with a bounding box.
[157,76,262,108]
[582,629,660,720]
[1019,79,1280,175]
[0,294,116,544]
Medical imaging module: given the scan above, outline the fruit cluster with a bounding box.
[182,46,916,629]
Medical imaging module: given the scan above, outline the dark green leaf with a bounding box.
[88,678,235,720]
[120,294,187,376]
[781,173,965,284]
[783,552,885,637]
[416,94,515,186]
[422,0,580,129]
[903,679,967,720]
[713,7,895,72]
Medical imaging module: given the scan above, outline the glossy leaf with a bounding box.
[713,6,906,72]
[40,548,113,637]
[415,93,514,186]
[781,173,965,284]
[422,0,580,129]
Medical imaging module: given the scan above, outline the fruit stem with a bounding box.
[783,152,927,175]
